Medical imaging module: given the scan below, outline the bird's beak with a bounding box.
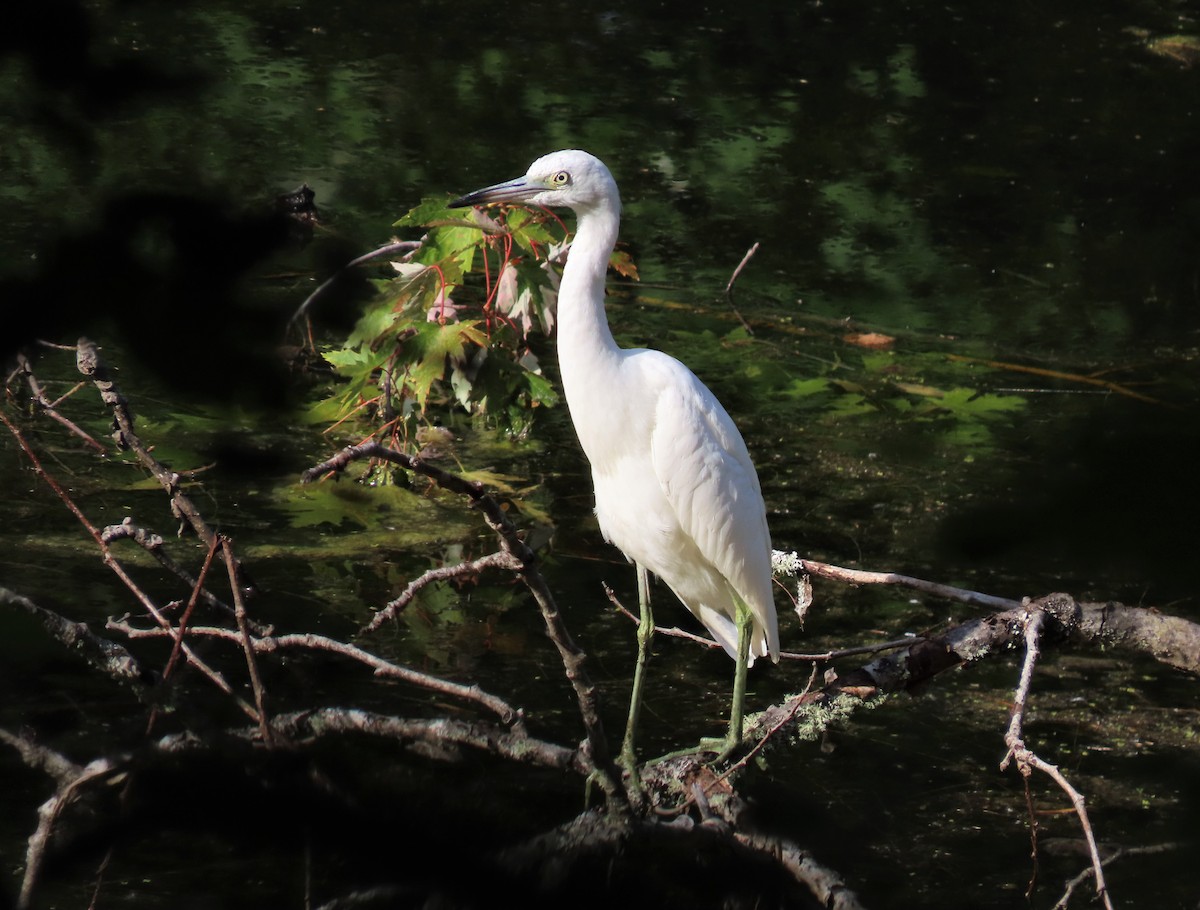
[449,175,541,209]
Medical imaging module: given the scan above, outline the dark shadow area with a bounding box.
[30,742,816,910]
[938,404,1200,603]
[4,193,300,406]
[2,0,306,407]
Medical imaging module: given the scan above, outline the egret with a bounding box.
[451,150,778,772]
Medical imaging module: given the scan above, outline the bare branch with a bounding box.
[129,708,579,774]
[365,549,522,633]
[13,354,107,453]
[607,581,917,663]
[1001,604,1114,910]
[2,399,263,728]
[103,518,268,634]
[75,338,254,603]
[0,727,83,786]
[258,708,580,772]
[0,587,151,692]
[1054,842,1181,910]
[303,441,630,813]
[801,557,1022,611]
[18,757,123,910]
[221,536,273,745]
[736,829,867,910]
[107,620,523,726]
[1075,600,1200,674]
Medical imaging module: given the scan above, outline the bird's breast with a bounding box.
[559,352,654,460]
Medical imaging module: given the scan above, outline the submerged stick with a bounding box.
[723,241,759,334]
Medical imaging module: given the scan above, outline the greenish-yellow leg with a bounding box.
[716,597,754,762]
[619,565,654,789]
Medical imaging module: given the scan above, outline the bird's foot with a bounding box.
[698,733,743,766]
[646,735,739,765]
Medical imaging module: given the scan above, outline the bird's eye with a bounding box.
[550,170,571,187]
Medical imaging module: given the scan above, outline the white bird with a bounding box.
[451,150,778,769]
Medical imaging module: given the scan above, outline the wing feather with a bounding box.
[647,359,779,661]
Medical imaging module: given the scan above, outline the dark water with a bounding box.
[2,0,1198,907]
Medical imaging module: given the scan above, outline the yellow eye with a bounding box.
[550,170,571,187]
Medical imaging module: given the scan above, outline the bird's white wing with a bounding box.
[647,357,778,659]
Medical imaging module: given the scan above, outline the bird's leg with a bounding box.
[619,565,654,793]
[715,596,754,762]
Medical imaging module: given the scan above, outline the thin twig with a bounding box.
[947,353,1173,408]
[103,518,268,633]
[1054,842,1180,910]
[716,662,819,783]
[108,620,522,725]
[158,535,220,685]
[723,242,759,335]
[606,580,916,662]
[76,340,245,582]
[14,354,107,453]
[365,550,522,633]
[288,239,423,328]
[256,708,579,772]
[221,536,273,745]
[604,582,725,651]
[801,557,1022,611]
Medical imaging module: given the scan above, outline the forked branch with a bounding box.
[1001,603,1113,910]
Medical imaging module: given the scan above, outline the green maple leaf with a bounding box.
[399,320,489,407]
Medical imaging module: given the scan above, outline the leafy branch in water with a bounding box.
[304,199,638,456]
[310,199,637,452]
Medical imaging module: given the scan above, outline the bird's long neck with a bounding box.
[557,205,623,396]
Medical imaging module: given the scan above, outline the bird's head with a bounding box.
[450,149,620,217]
